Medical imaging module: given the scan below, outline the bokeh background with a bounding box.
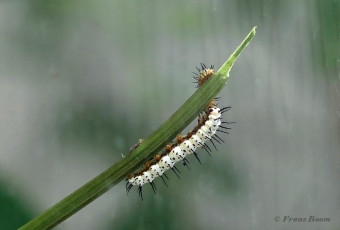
[0,0,339,229]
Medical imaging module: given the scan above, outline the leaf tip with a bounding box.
[252,26,257,35]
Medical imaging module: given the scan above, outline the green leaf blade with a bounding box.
[19,27,256,230]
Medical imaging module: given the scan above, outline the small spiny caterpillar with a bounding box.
[126,63,233,200]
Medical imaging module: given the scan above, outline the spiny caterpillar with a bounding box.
[126,63,233,200]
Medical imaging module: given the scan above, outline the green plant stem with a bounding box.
[19,27,256,230]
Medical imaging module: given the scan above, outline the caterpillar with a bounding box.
[126,63,232,200]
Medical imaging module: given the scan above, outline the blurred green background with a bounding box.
[0,0,339,229]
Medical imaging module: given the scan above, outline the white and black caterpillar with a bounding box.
[126,64,233,200]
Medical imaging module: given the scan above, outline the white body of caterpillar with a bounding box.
[127,106,222,187]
